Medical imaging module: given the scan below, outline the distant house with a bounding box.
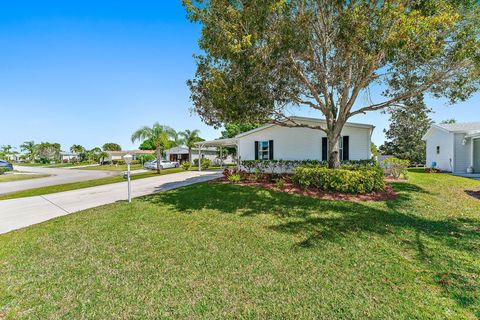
[422,122,480,174]
[165,146,234,164]
[59,152,79,163]
[196,116,374,163]
[106,150,155,162]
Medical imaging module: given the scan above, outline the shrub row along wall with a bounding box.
[241,159,377,173]
[292,165,385,194]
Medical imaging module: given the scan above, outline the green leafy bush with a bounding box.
[241,159,377,173]
[227,173,241,183]
[275,178,286,189]
[201,158,211,169]
[292,166,385,194]
[112,159,126,165]
[0,167,12,175]
[130,160,140,165]
[382,157,410,179]
[181,162,191,171]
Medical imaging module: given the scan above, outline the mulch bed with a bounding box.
[465,190,480,200]
[212,178,397,202]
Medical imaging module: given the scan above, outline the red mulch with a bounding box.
[212,178,397,202]
[465,190,480,200]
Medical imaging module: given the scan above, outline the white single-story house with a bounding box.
[165,147,234,164]
[106,150,155,162]
[195,116,374,169]
[59,152,79,163]
[422,122,480,174]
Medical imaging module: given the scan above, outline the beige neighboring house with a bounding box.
[165,147,235,164]
[106,150,155,162]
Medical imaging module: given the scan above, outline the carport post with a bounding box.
[198,145,201,171]
[220,146,223,168]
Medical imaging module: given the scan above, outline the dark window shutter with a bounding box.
[269,140,274,160]
[254,141,259,160]
[343,136,349,160]
[322,137,328,161]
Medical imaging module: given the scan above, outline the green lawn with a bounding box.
[77,164,144,171]
[0,168,184,200]
[0,171,479,319]
[0,174,50,183]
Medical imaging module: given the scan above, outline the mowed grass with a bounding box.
[78,164,145,171]
[0,171,479,319]
[0,168,184,200]
[0,174,50,183]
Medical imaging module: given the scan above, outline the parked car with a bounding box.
[0,159,14,171]
[144,160,179,170]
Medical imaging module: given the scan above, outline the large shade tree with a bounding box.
[183,0,480,168]
[179,129,204,164]
[131,123,177,173]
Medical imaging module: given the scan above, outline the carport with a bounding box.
[194,138,238,171]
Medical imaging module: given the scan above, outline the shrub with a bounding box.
[137,154,155,163]
[112,159,126,165]
[292,166,385,194]
[130,160,140,165]
[227,173,241,183]
[0,167,11,175]
[181,162,191,171]
[275,178,286,189]
[201,158,211,169]
[382,157,410,179]
[241,159,377,173]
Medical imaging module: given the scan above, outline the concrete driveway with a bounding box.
[0,170,221,235]
[0,165,118,195]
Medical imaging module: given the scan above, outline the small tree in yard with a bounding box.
[131,123,177,174]
[102,143,122,151]
[179,129,204,164]
[183,0,480,168]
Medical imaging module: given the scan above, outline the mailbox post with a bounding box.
[123,154,133,203]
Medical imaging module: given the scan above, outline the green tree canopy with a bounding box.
[183,0,480,168]
[102,143,122,151]
[380,96,432,164]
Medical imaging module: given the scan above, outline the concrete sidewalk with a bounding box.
[0,170,221,235]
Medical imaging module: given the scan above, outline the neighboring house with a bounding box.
[422,122,480,174]
[196,116,374,164]
[106,150,155,162]
[59,152,79,163]
[165,147,234,164]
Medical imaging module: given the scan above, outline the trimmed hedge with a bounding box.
[292,165,385,194]
[241,159,377,173]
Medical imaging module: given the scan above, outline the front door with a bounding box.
[474,139,480,173]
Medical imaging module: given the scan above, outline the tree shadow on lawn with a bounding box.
[139,182,480,311]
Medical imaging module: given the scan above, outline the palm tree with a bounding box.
[70,144,85,154]
[131,123,177,174]
[179,129,203,164]
[20,141,36,161]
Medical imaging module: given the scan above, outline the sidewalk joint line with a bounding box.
[40,196,71,214]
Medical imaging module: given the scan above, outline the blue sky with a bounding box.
[0,1,477,151]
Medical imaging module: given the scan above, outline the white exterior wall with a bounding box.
[453,133,472,174]
[425,128,454,172]
[238,122,372,161]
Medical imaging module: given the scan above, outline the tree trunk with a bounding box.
[156,147,162,174]
[327,131,341,169]
[188,147,192,165]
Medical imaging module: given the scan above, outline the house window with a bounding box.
[436,146,440,154]
[258,141,270,160]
